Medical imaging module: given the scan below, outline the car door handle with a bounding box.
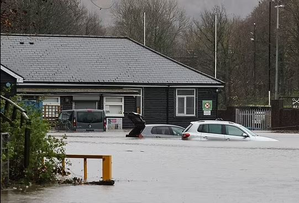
[203,136,207,139]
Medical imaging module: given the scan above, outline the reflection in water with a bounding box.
[2,132,299,203]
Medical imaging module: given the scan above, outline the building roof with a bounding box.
[1,34,224,86]
[1,64,24,83]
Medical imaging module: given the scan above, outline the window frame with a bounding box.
[176,89,196,116]
[43,97,60,105]
[104,97,124,117]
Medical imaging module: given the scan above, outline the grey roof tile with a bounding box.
[1,34,223,85]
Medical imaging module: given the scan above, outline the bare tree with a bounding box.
[111,0,189,55]
[1,0,105,35]
[183,6,239,106]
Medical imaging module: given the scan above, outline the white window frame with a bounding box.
[123,88,143,115]
[104,97,124,117]
[176,89,196,116]
[43,97,60,105]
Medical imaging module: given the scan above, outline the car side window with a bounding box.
[198,124,208,132]
[171,127,184,136]
[225,125,244,136]
[208,124,222,134]
[151,127,172,135]
[198,124,223,134]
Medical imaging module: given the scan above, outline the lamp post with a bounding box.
[274,4,284,100]
[250,23,257,93]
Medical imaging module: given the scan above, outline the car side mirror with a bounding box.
[242,133,249,138]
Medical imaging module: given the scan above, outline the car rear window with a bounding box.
[77,112,103,123]
[184,123,193,132]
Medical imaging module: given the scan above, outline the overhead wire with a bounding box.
[90,0,115,10]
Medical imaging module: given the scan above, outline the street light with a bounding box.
[250,23,257,94]
[274,4,284,100]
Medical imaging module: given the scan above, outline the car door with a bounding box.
[224,125,250,141]
[198,124,225,141]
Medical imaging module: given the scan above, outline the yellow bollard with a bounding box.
[84,158,87,182]
[102,155,112,181]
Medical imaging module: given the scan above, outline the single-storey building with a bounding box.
[1,34,224,129]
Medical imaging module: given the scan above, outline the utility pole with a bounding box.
[274,4,284,100]
[214,14,217,79]
[143,12,146,46]
[268,0,272,106]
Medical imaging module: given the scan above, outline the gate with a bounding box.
[235,107,271,130]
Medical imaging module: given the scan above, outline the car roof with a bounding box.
[145,124,184,128]
[190,120,237,125]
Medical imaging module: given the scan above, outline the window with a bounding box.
[198,124,223,134]
[42,97,60,119]
[209,124,222,134]
[184,123,193,132]
[43,97,60,105]
[176,89,195,116]
[104,97,124,117]
[77,112,103,123]
[151,127,172,135]
[225,125,244,136]
[171,127,184,136]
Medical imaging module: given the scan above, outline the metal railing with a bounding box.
[235,107,271,130]
[1,133,9,187]
[62,154,114,185]
[0,95,31,168]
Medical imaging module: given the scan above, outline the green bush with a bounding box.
[1,96,66,185]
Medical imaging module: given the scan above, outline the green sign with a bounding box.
[202,100,213,111]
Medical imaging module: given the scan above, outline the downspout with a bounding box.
[216,88,219,118]
[166,85,169,124]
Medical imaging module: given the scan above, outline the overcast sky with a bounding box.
[82,0,260,26]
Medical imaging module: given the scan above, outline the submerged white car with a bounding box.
[182,120,277,141]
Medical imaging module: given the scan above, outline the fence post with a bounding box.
[24,124,31,169]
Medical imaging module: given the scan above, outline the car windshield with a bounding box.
[77,112,103,123]
[237,124,257,136]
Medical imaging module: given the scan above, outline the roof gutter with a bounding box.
[18,83,224,88]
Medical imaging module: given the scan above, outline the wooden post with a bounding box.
[62,158,66,175]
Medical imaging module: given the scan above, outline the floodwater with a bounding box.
[2,131,299,203]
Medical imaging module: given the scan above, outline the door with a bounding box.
[224,125,250,141]
[198,124,225,141]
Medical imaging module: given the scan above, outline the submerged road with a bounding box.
[2,131,299,203]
